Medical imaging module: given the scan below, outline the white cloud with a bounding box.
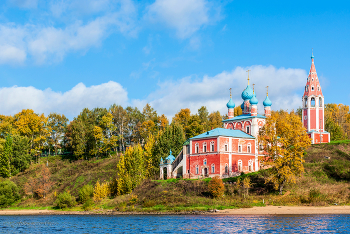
[0,0,137,65]
[137,65,307,119]
[0,81,128,118]
[145,0,212,38]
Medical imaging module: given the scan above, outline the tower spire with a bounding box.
[229,88,232,98]
[252,84,255,94]
[246,70,250,85]
[266,86,269,96]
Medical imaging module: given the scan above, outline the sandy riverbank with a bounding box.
[1,206,350,215]
[215,206,350,215]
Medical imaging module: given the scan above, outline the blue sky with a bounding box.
[0,0,349,119]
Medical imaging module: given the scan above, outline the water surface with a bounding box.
[1,214,349,233]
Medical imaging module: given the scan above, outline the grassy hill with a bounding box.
[4,141,350,212]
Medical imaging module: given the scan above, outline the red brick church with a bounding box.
[159,53,329,179]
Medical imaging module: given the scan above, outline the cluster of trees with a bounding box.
[0,104,226,178]
[325,104,350,141]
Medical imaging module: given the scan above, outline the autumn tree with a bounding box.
[12,109,49,159]
[144,133,155,178]
[36,165,54,199]
[116,144,144,195]
[0,136,10,178]
[208,111,223,130]
[234,106,242,117]
[259,110,311,195]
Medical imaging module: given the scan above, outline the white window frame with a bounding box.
[210,141,215,152]
[248,160,253,171]
[247,143,251,153]
[238,145,242,153]
[246,126,250,134]
[196,165,199,174]
[211,164,215,174]
[225,144,228,152]
[203,142,207,153]
[225,164,228,174]
[195,143,199,153]
[238,160,242,171]
[203,159,207,166]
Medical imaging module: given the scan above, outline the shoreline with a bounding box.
[1,206,350,216]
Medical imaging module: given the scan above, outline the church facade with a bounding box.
[159,52,329,179]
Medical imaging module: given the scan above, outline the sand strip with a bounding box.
[216,206,350,215]
[0,210,56,215]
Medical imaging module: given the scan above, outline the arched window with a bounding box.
[211,164,215,173]
[318,86,320,91]
[238,160,242,171]
[203,159,207,166]
[238,145,242,153]
[319,97,322,107]
[225,144,228,152]
[203,143,207,152]
[210,141,215,152]
[248,160,253,171]
[311,86,314,91]
[304,98,308,108]
[196,165,199,174]
[195,143,199,153]
[311,97,315,107]
[246,126,250,134]
[225,164,228,174]
[247,144,251,153]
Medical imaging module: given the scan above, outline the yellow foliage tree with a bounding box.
[12,109,49,158]
[144,133,155,178]
[259,110,311,195]
[93,180,110,202]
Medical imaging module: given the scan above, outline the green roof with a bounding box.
[190,128,255,140]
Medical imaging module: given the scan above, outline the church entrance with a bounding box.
[204,168,208,177]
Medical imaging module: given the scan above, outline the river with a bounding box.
[1,214,349,233]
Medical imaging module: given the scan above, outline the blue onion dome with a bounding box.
[226,98,235,109]
[240,102,244,110]
[241,85,254,100]
[165,149,175,163]
[250,93,258,105]
[263,96,272,107]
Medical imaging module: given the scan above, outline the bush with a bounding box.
[93,180,110,202]
[82,199,94,211]
[79,184,94,203]
[309,189,321,203]
[208,176,224,198]
[0,180,20,208]
[54,191,76,209]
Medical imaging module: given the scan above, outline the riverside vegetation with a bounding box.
[0,104,349,212]
[0,141,349,212]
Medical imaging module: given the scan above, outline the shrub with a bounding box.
[0,180,20,208]
[82,199,94,211]
[54,191,76,209]
[79,184,94,203]
[309,189,321,203]
[208,176,224,198]
[93,180,111,202]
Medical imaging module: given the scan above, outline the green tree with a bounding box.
[208,111,223,130]
[152,123,185,170]
[0,180,20,208]
[11,135,31,176]
[198,106,209,130]
[47,113,68,155]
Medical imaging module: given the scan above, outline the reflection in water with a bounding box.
[0,214,349,233]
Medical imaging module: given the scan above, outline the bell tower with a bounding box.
[302,51,330,143]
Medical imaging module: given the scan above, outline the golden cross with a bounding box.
[266,86,269,96]
[246,70,251,85]
[229,88,232,98]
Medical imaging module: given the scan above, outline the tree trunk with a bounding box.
[279,180,286,195]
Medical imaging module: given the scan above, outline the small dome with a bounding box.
[241,85,254,100]
[263,96,272,107]
[226,98,235,109]
[165,149,175,163]
[250,93,258,105]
